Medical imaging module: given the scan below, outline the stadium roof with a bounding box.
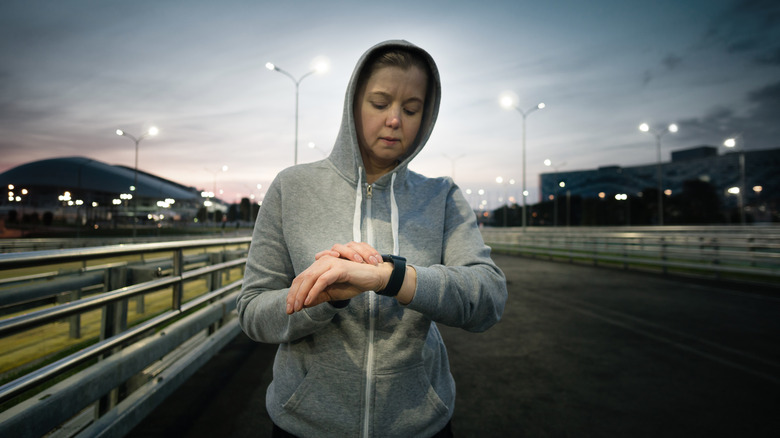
[0,156,199,200]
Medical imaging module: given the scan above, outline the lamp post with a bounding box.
[639,122,677,226]
[495,176,516,227]
[116,126,158,237]
[500,94,545,231]
[266,59,328,165]
[543,159,566,227]
[443,154,466,181]
[724,137,746,225]
[205,165,228,225]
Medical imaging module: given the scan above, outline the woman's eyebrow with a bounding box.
[368,91,424,105]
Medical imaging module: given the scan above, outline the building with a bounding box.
[0,156,227,227]
[539,145,779,223]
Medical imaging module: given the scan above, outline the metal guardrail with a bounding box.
[481,226,780,282]
[0,237,251,437]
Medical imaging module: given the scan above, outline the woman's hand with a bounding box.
[286,254,391,314]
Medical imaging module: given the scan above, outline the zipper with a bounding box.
[362,183,375,438]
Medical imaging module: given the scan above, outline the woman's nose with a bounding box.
[386,107,400,128]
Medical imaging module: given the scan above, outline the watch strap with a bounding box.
[378,254,406,297]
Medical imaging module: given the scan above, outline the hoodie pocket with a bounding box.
[281,362,362,434]
[373,364,450,435]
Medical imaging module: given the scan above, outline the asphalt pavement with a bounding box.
[127,254,780,437]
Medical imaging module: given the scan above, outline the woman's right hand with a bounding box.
[286,253,391,314]
[315,241,383,266]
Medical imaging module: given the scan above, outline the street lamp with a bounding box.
[266,58,329,165]
[496,176,516,227]
[205,165,228,225]
[116,126,158,237]
[639,122,677,226]
[724,137,746,225]
[544,159,567,227]
[308,141,329,158]
[500,92,545,231]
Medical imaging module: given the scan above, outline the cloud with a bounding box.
[675,80,780,149]
[700,0,780,63]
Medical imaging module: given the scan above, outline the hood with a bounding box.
[328,40,442,186]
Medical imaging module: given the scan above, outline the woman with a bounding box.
[238,40,507,438]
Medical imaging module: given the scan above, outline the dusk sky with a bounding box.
[1,0,778,206]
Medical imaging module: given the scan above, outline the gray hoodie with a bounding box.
[237,40,507,438]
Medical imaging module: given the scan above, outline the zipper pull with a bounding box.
[366,184,373,199]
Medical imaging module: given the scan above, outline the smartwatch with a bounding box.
[377,254,406,297]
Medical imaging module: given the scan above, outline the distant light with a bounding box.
[639,123,650,132]
[498,91,518,109]
[559,182,566,188]
[537,102,546,109]
[311,56,330,74]
[148,126,159,136]
[496,176,503,184]
[522,190,529,197]
[130,185,136,191]
[544,159,552,166]
[509,179,515,185]
[724,138,736,148]
[116,129,124,136]
[728,187,740,194]
[548,194,554,201]
[21,188,28,195]
[599,192,606,199]
[664,189,672,196]
[753,186,763,193]
[8,184,14,190]
[615,194,628,200]
[265,62,275,71]
[668,124,678,133]
[92,202,98,207]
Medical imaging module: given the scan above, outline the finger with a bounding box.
[315,249,339,260]
[346,241,382,265]
[331,243,366,263]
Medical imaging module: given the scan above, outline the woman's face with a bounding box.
[355,65,427,171]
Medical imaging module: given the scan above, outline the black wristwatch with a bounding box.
[377,254,406,297]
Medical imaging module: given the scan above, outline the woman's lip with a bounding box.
[380,137,400,143]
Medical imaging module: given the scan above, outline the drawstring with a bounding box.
[390,173,399,256]
[353,169,363,242]
[351,167,400,255]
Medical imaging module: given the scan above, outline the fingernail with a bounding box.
[294,299,300,311]
[286,303,293,314]
[354,254,364,263]
[369,255,379,265]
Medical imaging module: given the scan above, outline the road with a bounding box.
[128,253,780,437]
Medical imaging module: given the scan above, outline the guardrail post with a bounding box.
[69,289,82,338]
[660,237,668,274]
[98,266,128,415]
[172,249,184,310]
[208,253,223,292]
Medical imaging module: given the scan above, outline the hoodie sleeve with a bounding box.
[406,184,508,332]
[236,175,342,344]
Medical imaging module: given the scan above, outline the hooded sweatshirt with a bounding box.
[237,40,507,438]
